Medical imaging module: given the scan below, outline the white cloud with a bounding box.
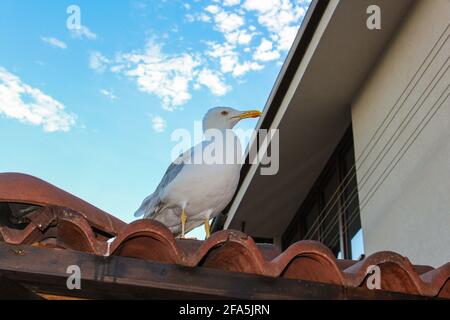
[214,11,245,34]
[205,4,254,51]
[232,61,263,77]
[205,5,220,14]
[183,0,310,84]
[206,6,248,49]
[186,12,211,23]
[89,52,110,73]
[200,0,309,78]
[110,65,125,73]
[221,29,255,45]
[112,43,201,111]
[0,67,76,132]
[131,1,147,10]
[70,25,97,40]
[196,68,230,96]
[206,42,239,74]
[223,0,241,6]
[243,0,279,12]
[243,0,308,51]
[185,14,195,22]
[205,42,261,77]
[253,38,280,61]
[198,13,212,22]
[94,40,237,109]
[100,89,117,100]
[41,37,67,49]
[237,30,254,45]
[150,115,166,133]
[277,25,301,51]
[90,0,311,110]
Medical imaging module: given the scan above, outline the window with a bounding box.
[282,126,364,260]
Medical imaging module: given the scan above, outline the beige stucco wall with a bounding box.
[351,0,450,267]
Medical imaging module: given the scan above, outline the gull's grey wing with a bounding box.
[134,141,211,219]
[156,160,185,192]
[134,152,188,218]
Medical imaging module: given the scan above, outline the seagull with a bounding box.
[134,107,262,238]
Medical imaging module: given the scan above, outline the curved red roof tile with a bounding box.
[0,173,126,236]
[0,175,449,299]
[271,241,345,285]
[110,219,183,264]
[187,230,268,275]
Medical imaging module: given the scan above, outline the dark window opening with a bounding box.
[282,126,364,260]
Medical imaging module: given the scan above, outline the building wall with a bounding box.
[351,0,450,267]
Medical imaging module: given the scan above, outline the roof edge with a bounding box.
[212,0,332,233]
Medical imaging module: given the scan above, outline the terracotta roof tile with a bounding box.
[0,173,126,236]
[0,173,449,299]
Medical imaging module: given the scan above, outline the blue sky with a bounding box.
[0,0,311,234]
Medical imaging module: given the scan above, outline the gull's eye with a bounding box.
[221,111,229,116]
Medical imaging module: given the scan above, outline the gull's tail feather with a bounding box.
[134,207,145,218]
[134,193,160,218]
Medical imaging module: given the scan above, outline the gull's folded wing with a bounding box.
[133,150,190,218]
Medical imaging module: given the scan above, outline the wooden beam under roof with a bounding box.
[0,242,433,300]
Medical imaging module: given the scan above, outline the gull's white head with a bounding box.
[202,107,262,132]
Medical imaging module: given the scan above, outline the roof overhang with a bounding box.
[224,0,416,238]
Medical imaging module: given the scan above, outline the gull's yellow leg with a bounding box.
[181,209,187,238]
[204,218,211,239]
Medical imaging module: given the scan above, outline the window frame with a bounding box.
[282,126,362,259]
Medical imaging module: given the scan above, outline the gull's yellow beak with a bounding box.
[232,110,262,120]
